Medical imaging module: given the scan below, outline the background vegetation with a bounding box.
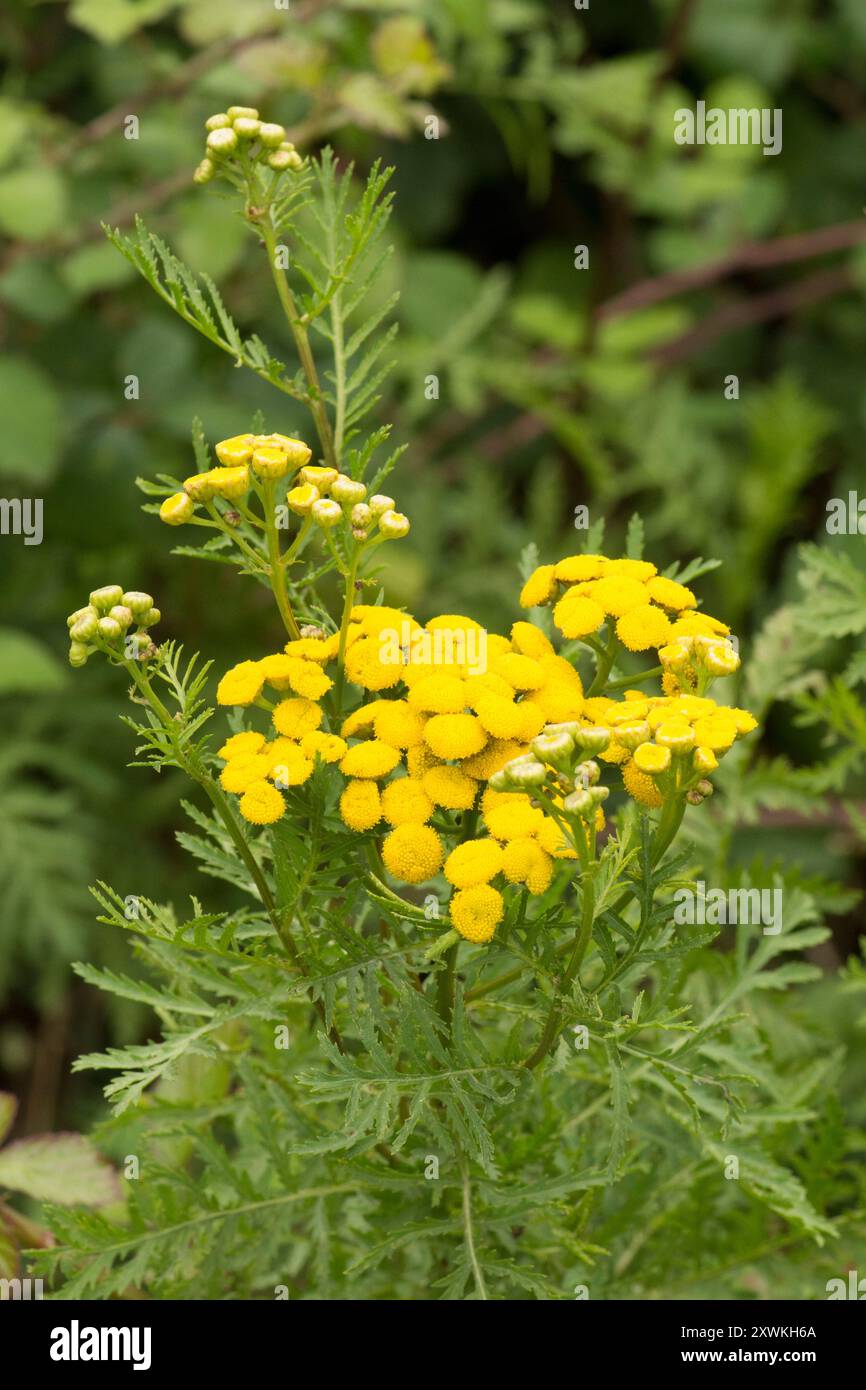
[2,0,866,1297]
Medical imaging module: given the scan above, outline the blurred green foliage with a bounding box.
[2,0,866,1294]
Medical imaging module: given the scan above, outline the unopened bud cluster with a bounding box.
[659,633,740,695]
[66,587,159,666]
[489,720,610,821]
[287,472,409,543]
[194,106,304,185]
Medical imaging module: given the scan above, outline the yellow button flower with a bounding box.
[491,653,545,691]
[407,674,467,714]
[510,621,554,658]
[519,564,557,608]
[300,731,347,764]
[654,719,696,754]
[381,778,434,827]
[421,764,477,810]
[553,593,605,639]
[616,604,672,652]
[553,554,607,583]
[215,434,254,465]
[483,798,545,841]
[424,713,487,760]
[266,743,314,787]
[444,839,504,888]
[373,700,426,749]
[449,885,504,943]
[218,731,265,760]
[501,837,553,895]
[340,740,402,779]
[339,779,382,831]
[646,576,697,610]
[239,780,285,825]
[587,576,649,617]
[622,759,663,808]
[381,824,444,884]
[220,755,270,792]
[217,660,265,707]
[474,694,524,739]
[272,696,323,738]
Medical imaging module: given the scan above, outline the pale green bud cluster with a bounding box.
[195,105,305,185]
[488,721,610,822]
[66,587,159,666]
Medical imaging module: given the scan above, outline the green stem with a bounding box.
[604,665,662,692]
[334,547,360,716]
[460,1153,489,1301]
[262,480,301,639]
[586,623,618,697]
[260,218,338,472]
[523,869,596,1071]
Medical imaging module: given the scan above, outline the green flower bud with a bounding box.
[69,641,91,668]
[589,785,609,804]
[378,509,410,539]
[206,127,238,158]
[284,151,303,171]
[573,725,611,753]
[139,607,161,628]
[530,730,574,766]
[311,499,342,528]
[90,585,123,613]
[266,150,294,172]
[233,117,261,139]
[330,475,366,504]
[126,630,152,659]
[97,616,123,643]
[193,158,216,185]
[227,106,259,121]
[574,759,600,787]
[67,605,97,630]
[351,503,372,528]
[369,493,395,516]
[506,758,547,788]
[544,721,582,738]
[122,591,154,618]
[109,605,133,631]
[205,113,231,131]
[258,122,286,148]
[70,613,98,642]
[614,719,651,752]
[563,788,593,816]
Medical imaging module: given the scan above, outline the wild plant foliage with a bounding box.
[27,107,866,1302]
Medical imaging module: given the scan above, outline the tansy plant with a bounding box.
[38,106,841,1302]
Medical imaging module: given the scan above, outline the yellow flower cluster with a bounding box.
[216,636,344,826]
[160,432,313,525]
[206,552,757,949]
[569,690,756,809]
[520,554,738,686]
[331,607,590,943]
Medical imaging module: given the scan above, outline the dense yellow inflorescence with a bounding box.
[211,551,758,948]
